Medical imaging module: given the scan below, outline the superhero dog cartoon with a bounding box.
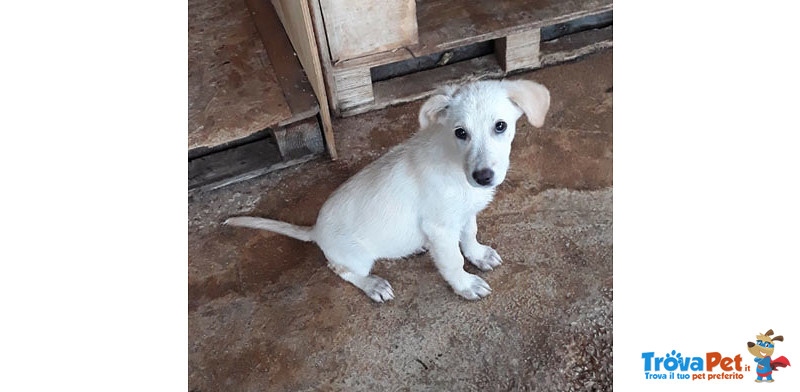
[747,329,791,382]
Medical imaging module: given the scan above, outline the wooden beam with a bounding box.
[319,0,417,63]
[272,0,338,159]
[332,67,374,110]
[271,117,325,160]
[495,29,541,73]
[306,0,340,114]
[245,0,319,123]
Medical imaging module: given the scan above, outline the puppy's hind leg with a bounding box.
[338,270,395,303]
[326,252,394,303]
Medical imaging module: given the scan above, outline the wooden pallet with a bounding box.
[309,0,613,117]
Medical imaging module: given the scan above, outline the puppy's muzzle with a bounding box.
[472,168,494,186]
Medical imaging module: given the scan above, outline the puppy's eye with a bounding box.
[454,127,467,140]
[494,121,507,133]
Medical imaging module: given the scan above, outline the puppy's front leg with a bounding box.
[460,215,502,271]
[423,223,491,300]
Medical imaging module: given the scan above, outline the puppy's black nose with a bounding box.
[747,342,755,348]
[472,169,494,186]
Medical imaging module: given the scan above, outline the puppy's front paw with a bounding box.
[454,273,492,300]
[363,275,395,303]
[467,245,502,271]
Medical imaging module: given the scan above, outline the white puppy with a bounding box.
[226,79,550,302]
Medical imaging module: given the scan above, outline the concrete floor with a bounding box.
[189,50,612,391]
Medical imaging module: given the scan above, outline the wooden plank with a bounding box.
[272,0,338,159]
[333,47,413,72]
[188,0,292,150]
[332,67,374,109]
[319,0,418,63]
[271,117,325,160]
[495,29,541,72]
[245,0,319,124]
[306,0,340,114]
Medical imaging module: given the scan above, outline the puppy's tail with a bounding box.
[224,216,314,242]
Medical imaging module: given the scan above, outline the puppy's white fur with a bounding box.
[226,80,550,302]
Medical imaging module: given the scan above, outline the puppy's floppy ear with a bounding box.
[419,85,457,129]
[503,80,551,128]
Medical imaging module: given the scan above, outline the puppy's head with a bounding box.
[419,80,550,188]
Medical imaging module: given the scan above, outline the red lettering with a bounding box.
[706,352,721,371]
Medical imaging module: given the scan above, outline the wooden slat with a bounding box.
[332,47,413,71]
[319,0,418,62]
[332,67,374,109]
[306,0,340,113]
[271,117,325,160]
[272,0,338,159]
[495,29,541,72]
[245,0,319,124]
[188,0,292,150]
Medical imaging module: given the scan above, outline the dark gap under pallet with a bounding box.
[189,128,274,161]
[189,135,283,191]
[541,9,612,42]
[189,117,324,193]
[371,40,494,83]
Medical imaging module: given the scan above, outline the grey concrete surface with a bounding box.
[189,50,612,391]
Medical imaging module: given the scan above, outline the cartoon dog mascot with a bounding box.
[747,329,791,382]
